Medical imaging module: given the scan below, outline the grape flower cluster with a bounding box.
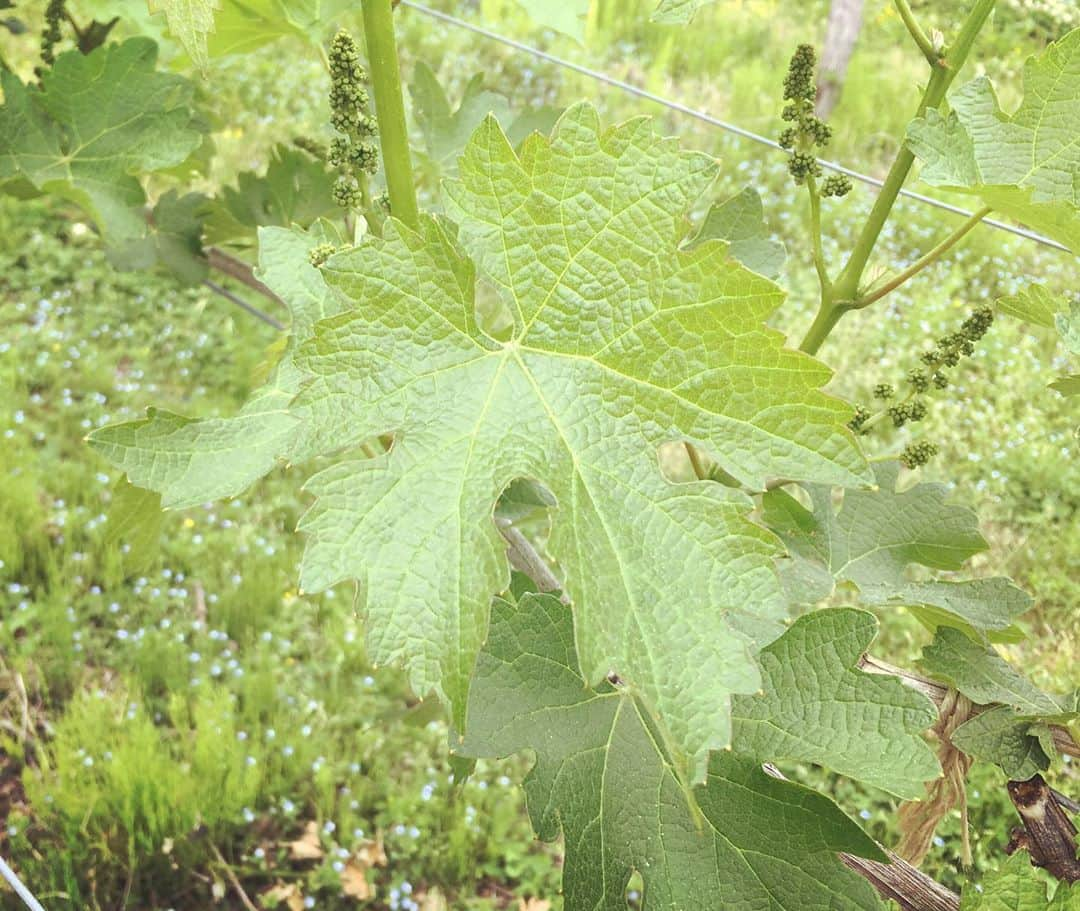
[847,306,995,469]
[777,44,849,197]
[326,31,379,211]
[36,0,66,79]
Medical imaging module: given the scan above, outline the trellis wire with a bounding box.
[401,0,1071,255]
[0,856,46,911]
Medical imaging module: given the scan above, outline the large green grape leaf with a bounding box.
[907,29,1080,254]
[91,105,869,779]
[762,461,1032,636]
[148,0,220,70]
[731,608,939,799]
[458,592,887,911]
[960,852,1078,910]
[688,186,787,279]
[0,38,201,251]
[90,221,344,504]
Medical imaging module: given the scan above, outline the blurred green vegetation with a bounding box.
[0,0,1077,907]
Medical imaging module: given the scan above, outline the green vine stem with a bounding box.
[855,206,990,309]
[894,0,937,64]
[805,175,832,294]
[362,0,419,229]
[798,0,997,355]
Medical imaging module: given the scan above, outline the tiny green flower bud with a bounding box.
[847,405,871,433]
[932,371,949,389]
[308,243,337,267]
[788,151,821,184]
[783,44,817,102]
[900,441,939,469]
[907,368,929,392]
[888,404,910,428]
[820,174,852,198]
[873,383,895,400]
[908,399,928,422]
[332,175,364,209]
[329,137,351,167]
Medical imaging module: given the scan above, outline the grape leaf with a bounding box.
[762,461,1032,634]
[204,144,338,248]
[688,186,787,279]
[651,0,714,24]
[458,592,887,911]
[960,852,1078,910]
[0,38,201,250]
[997,285,1063,330]
[995,287,1080,395]
[511,0,590,42]
[907,29,1080,253]
[410,62,561,179]
[731,608,939,799]
[91,105,869,779]
[1050,375,1080,396]
[89,221,343,505]
[920,628,1068,717]
[104,479,163,574]
[207,0,351,56]
[951,706,1052,780]
[148,0,220,70]
[110,190,209,283]
[1052,301,1080,395]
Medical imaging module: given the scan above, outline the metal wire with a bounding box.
[0,857,46,911]
[401,0,1072,255]
[203,280,285,330]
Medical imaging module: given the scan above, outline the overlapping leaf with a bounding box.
[206,0,351,56]
[922,628,1078,777]
[731,608,939,798]
[651,0,714,24]
[960,852,1079,910]
[410,62,561,180]
[688,185,786,279]
[0,38,201,250]
[995,286,1080,395]
[110,190,209,283]
[459,592,887,911]
[511,0,590,42]
[92,105,868,779]
[148,0,221,70]
[762,461,1032,636]
[950,706,1054,780]
[90,221,344,505]
[907,28,1080,253]
[204,144,338,248]
[921,629,1072,716]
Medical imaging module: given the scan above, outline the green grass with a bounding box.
[1,0,1079,906]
